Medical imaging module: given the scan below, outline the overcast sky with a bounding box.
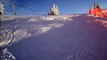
[2,0,107,15]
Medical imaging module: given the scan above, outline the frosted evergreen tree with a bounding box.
[0,1,5,15]
[49,3,60,15]
[55,5,60,15]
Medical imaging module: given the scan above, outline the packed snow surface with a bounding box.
[0,14,107,60]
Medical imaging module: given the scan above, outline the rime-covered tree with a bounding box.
[0,1,5,15]
[49,3,60,15]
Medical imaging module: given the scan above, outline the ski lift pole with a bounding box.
[12,2,16,15]
[11,0,16,15]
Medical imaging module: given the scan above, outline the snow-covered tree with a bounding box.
[55,5,60,15]
[0,1,5,15]
[49,3,60,15]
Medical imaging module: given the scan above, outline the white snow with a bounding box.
[0,14,107,47]
[0,14,77,47]
[1,14,107,60]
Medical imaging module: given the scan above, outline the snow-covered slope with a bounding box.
[0,14,107,60]
[1,14,80,45]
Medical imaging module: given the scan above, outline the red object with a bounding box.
[102,9,107,18]
[89,8,107,18]
[89,9,95,15]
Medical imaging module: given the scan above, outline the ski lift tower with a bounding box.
[11,0,16,15]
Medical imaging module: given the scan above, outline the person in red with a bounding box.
[89,8,94,15]
[94,3,103,17]
[89,3,102,17]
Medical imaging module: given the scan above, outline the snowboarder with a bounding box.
[0,2,5,15]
